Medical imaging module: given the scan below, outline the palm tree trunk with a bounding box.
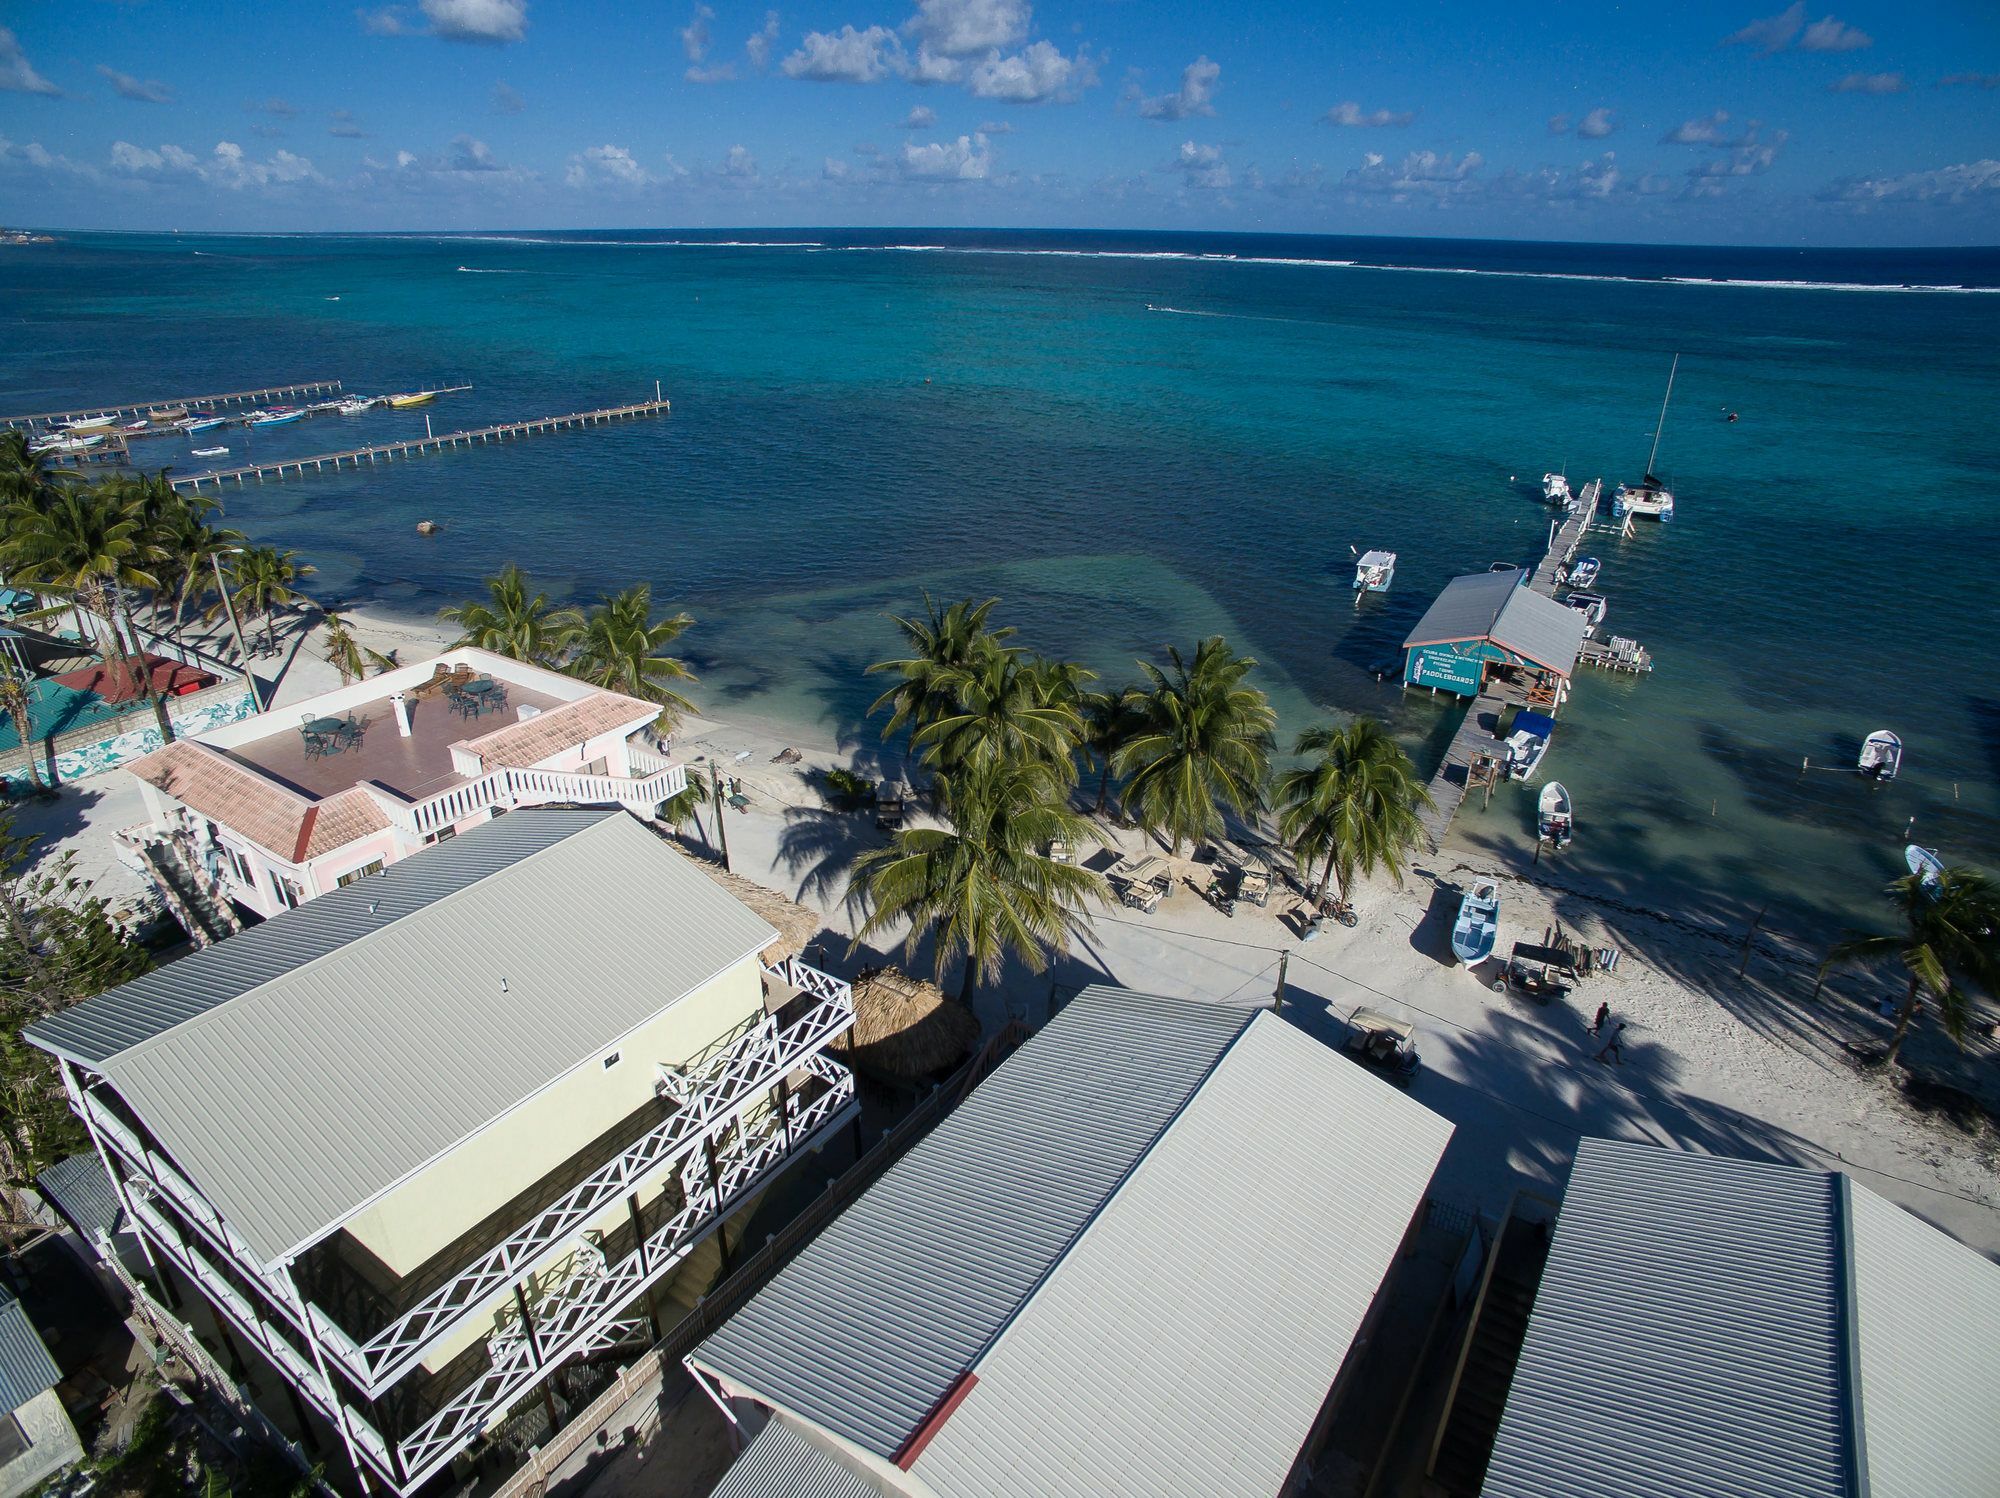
[1882,974,1923,1068]
[7,707,44,793]
[1094,761,1111,816]
[956,954,979,1007]
[1310,848,1335,906]
[90,585,173,746]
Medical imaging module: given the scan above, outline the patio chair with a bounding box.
[300,727,332,760]
[336,714,366,747]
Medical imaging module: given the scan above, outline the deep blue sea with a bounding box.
[4,227,1997,941]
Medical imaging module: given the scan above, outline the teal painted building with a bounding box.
[1402,572,1587,704]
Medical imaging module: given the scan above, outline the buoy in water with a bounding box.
[416,520,440,535]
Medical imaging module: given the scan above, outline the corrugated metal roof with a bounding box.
[1847,1179,2000,1497]
[711,1418,897,1498]
[1485,1139,1854,1498]
[913,1013,1452,1498]
[28,809,777,1267]
[37,1152,123,1242]
[1402,572,1586,676]
[0,1297,62,1412]
[692,987,1258,1460]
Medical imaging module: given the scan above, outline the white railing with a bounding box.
[394,1069,857,1488]
[318,962,853,1394]
[389,760,688,840]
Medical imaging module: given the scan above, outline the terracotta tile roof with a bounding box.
[128,741,313,860]
[295,789,392,862]
[463,691,657,770]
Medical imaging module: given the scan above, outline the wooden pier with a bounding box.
[3,379,344,431]
[1417,690,1515,852]
[170,398,672,490]
[1528,480,1598,595]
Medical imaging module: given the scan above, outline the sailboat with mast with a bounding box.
[1613,354,1679,522]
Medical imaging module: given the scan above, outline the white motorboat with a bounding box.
[1538,782,1574,850]
[1541,472,1572,505]
[61,414,115,432]
[1505,710,1556,782]
[1352,549,1396,593]
[191,446,230,458]
[1452,879,1501,966]
[1858,729,1902,781]
[250,407,305,427]
[1566,556,1601,588]
[1613,354,1680,522]
[179,414,225,433]
[1905,843,1944,896]
[336,396,376,415]
[1563,590,1609,634]
[30,433,106,454]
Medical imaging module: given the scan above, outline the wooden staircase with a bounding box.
[1426,1215,1552,1495]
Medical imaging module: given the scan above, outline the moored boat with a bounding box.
[147,406,187,424]
[250,407,305,427]
[1858,729,1902,781]
[1566,556,1601,588]
[179,414,225,433]
[61,414,115,432]
[1505,710,1555,781]
[191,445,230,458]
[1905,843,1944,896]
[1353,549,1397,593]
[336,396,376,415]
[1538,782,1574,850]
[1563,590,1609,634]
[1451,879,1501,966]
[1613,354,1680,522]
[1541,472,1572,505]
[388,390,437,408]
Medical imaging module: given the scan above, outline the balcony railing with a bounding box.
[312,958,853,1394]
[395,1056,856,1488]
[387,758,689,840]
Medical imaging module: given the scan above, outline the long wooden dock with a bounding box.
[1417,690,1513,852]
[1528,480,1597,594]
[3,379,344,430]
[171,398,672,490]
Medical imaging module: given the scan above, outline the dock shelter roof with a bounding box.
[1402,570,1587,677]
[1483,1138,2000,1498]
[693,985,1453,1498]
[24,809,779,1268]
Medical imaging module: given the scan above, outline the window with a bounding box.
[423,824,458,846]
[336,860,386,889]
[223,846,255,887]
[272,878,304,911]
[583,757,609,778]
[602,1052,622,1070]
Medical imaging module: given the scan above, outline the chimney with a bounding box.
[391,692,412,737]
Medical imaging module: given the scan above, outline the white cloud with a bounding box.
[1819,158,2000,203]
[823,156,850,180]
[565,143,649,188]
[248,96,297,117]
[1664,110,1732,144]
[423,0,527,43]
[747,11,780,69]
[98,65,173,105]
[492,79,524,112]
[681,5,714,61]
[1723,2,1804,53]
[783,25,900,82]
[902,105,938,129]
[448,135,501,171]
[1341,149,1484,197]
[905,43,961,84]
[1576,107,1615,139]
[723,143,757,177]
[1171,140,1230,190]
[0,28,59,96]
[1547,114,1570,135]
[359,7,415,36]
[978,118,1014,134]
[1800,15,1871,51]
[208,141,321,189]
[1322,100,1414,128]
[1829,71,1904,93]
[1135,55,1219,121]
[329,109,367,138]
[907,0,1031,58]
[1940,72,2000,90]
[967,40,1094,102]
[900,130,990,179]
[1498,152,1624,202]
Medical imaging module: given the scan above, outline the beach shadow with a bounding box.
[774,804,883,908]
[1411,875,1462,968]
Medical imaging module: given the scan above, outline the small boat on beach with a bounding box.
[1452,879,1501,966]
[1566,556,1601,588]
[250,407,305,427]
[1858,729,1902,781]
[1905,843,1944,896]
[1353,549,1397,593]
[1538,782,1574,850]
[190,446,230,458]
[1563,590,1609,634]
[388,390,437,408]
[1613,354,1680,523]
[1541,472,1572,505]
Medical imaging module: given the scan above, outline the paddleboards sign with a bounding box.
[1407,646,1483,696]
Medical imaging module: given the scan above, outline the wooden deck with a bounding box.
[172,398,672,490]
[3,379,344,429]
[1416,690,1515,853]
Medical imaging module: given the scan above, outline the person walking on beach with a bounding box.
[1588,1002,1610,1037]
[1596,1022,1627,1065]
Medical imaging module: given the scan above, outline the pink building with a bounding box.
[123,648,688,931]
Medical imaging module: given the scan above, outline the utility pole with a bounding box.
[711,762,731,871]
[1272,951,1288,1013]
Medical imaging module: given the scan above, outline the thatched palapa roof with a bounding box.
[848,968,980,1082]
[675,850,824,962]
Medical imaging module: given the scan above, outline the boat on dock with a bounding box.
[1452,879,1501,966]
[1566,556,1601,588]
[61,414,115,433]
[1541,472,1572,506]
[30,433,105,454]
[250,407,305,427]
[1563,590,1609,634]
[1858,729,1902,781]
[147,407,187,424]
[1353,549,1397,593]
[388,390,437,408]
[180,414,225,433]
[336,396,377,415]
[1613,353,1680,522]
[1905,843,1944,895]
[1505,710,1555,781]
[1538,782,1574,850]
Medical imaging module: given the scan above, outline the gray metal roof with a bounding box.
[691,987,1259,1461]
[1485,1139,2000,1498]
[0,1296,62,1412]
[712,1418,897,1498]
[37,1152,123,1243]
[28,810,777,1267]
[1403,571,1586,676]
[912,1013,1452,1498]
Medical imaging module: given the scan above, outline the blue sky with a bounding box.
[2,0,1995,243]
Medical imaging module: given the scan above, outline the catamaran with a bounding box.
[1452,879,1501,966]
[1613,354,1679,522]
[1858,729,1902,781]
[1352,549,1397,593]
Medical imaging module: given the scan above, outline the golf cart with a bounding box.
[1116,855,1170,914]
[874,784,906,832]
[1234,857,1271,908]
[1344,1008,1421,1084]
[1496,941,1578,1004]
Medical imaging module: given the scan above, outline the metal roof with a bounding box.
[1484,1139,2000,1498]
[1402,571,1586,677]
[37,1152,123,1243]
[28,809,777,1267]
[712,1418,897,1498]
[0,1296,62,1412]
[694,989,1453,1498]
[912,1013,1452,1498]
[691,987,1258,1460]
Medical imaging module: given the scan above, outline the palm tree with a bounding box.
[912,651,1083,779]
[1114,637,1276,856]
[217,546,315,655]
[1079,685,1145,816]
[866,594,1018,748]
[320,612,366,685]
[1276,718,1433,905]
[562,584,699,726]
[1819,868,2000,1068]
[148,492,243,641]
[0,431,58,510]
[1,480,174,743]
[849,758,1106,1005]
[439,563,571,666]
[0,660,44,795]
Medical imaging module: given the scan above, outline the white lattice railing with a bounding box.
[314,961,853,1394]
[394,1066,856,1488]
[391,759,689,839]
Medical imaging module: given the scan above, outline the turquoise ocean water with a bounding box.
[4,229,1997,941]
